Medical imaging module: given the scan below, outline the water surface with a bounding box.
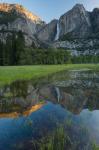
[0,70,99,150]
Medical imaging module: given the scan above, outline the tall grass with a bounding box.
[39,126,72,150]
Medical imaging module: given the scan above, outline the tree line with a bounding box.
[0,31,99,65]
[72,55,99,64]
[0,31,25,65]
[0,32,71,65]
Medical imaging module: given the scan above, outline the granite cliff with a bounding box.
[0,3,45,47]
[0,3,99,55]
[37,4,99,55]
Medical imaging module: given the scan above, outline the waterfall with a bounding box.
[55,87,61,103]
[55,22,60,41]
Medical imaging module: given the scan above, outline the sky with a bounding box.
[1,0,99,23]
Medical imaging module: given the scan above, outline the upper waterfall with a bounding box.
[55,22,60,41]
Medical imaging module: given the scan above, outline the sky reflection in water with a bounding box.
[0,70,99,150]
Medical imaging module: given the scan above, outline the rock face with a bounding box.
[91,8,99,36]
[36,3,99,54]
[0,3,99,54]
[59,4,91,39]
[37,4,93,43]
[51,4,99,54]
[0,3,41,22]
[0,3,45,46]
[53,39,99,56]
[37,19,58,43]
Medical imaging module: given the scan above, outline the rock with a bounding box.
[59,4,91,39]
[37,19,58,42]
[91,8,99,35]
[0,3,45,46]
[0,3,99,55]
[52,39,99,56]
[36,3,99,54]
[0,3,42,23]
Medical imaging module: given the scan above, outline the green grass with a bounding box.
[0,64,99,86]
[92,143,99,150]
[33,124,97,150]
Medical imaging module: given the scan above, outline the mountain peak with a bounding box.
[93,7,99,13]
[73,3,85,9]
[72,3,86,13]
[0,3,42,22]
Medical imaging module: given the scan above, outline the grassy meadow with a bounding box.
[0,64,99,86]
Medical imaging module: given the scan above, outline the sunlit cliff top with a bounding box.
[0,3,42,22]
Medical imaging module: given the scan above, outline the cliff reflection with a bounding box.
[0,70,99,116]
[0,103,45,118]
